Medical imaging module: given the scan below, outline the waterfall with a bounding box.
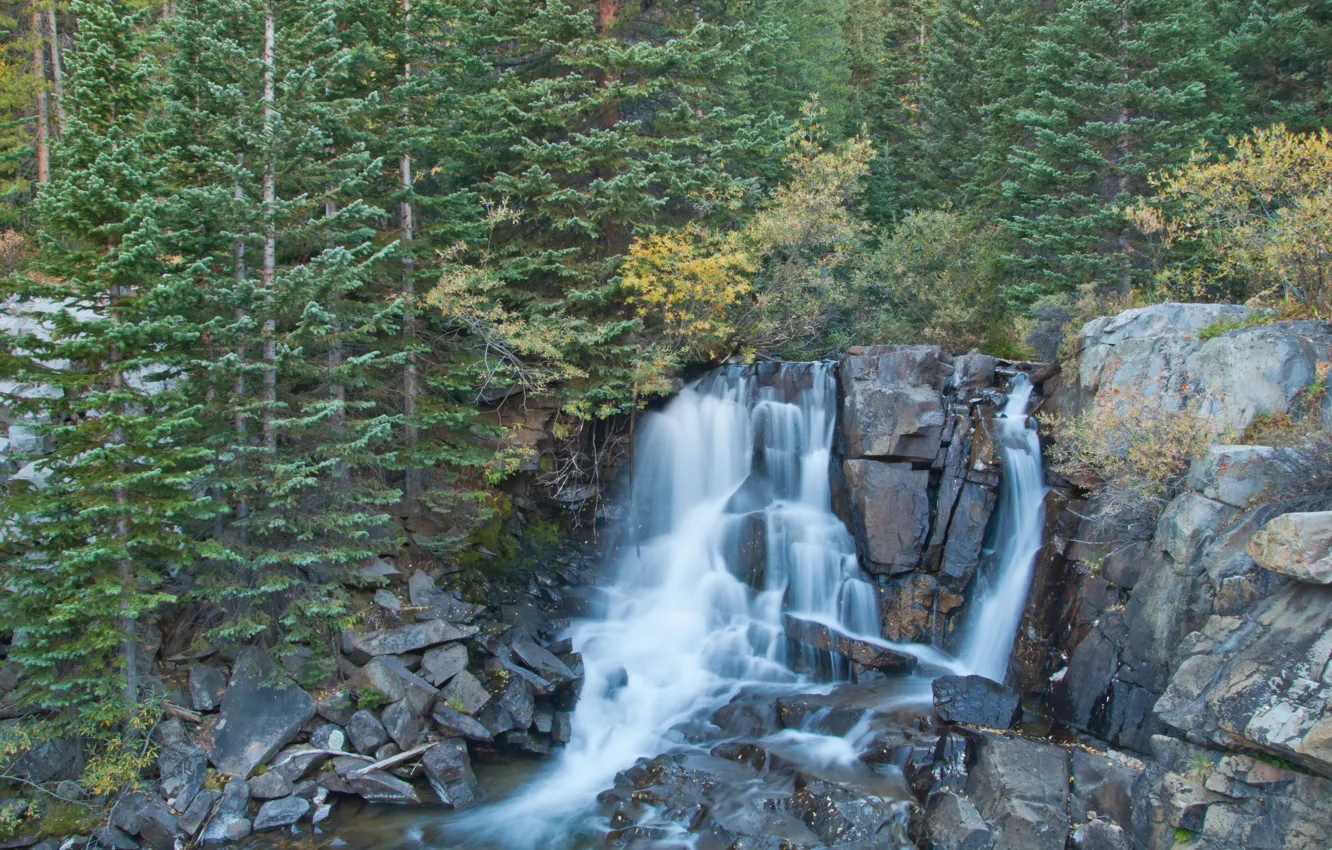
[958,373,1047,680]
[457,364,1044,846]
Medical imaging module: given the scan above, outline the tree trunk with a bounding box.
[261,5,277,454]
[596,0,623,256]
[401,0,420,504]
[45,5,65,136]
[234,152,250,541]
[108,239,136,726]
[30,3,49,185]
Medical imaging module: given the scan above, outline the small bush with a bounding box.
[1265,429,1332,512]
[1045,394,1210,539]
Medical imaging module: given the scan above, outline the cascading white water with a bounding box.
[459,365,1044,847]
[461,364,879,844]
[957,373,1047,680]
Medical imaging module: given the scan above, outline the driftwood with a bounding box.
[271,748,373,767]
[348,740,441,778]
[164,703,203,723]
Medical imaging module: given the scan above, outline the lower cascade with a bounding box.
[448,362,1046,847]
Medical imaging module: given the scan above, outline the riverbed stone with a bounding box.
[347,770,422,804]
[341,619,479,663]
[842,459,930,574]
[924,791,992,850]
[346,710,389,755]
[420,643,468,687]
[188,663,227,712]
[382,699,421,749]
[156,742,207,811]
[249,770,294,800]
[344,656,438,717]
[932,675,1020,729]
[1247,510,1332,584]
[199,778,251,843]
[252,796,310,832]
[439,670,491,716]
[783,615,918,675]
[966,735,1069,850]
[208,648,316,778]
[511,636,576,685]
[431,703,494,741]
[421,739,480,809]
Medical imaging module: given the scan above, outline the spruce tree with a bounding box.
[1219,0,1332,132]
[1001,0,1235,302]
[0,0,217,722]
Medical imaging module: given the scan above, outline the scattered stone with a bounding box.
[431,703,494,742]
[92,826,139,850]
[346,710,389,755]
[133,799,178,850]
[188,664,227,712]
[347,770,422,804]
[1248,510,1332,584]
[439,670,490,716]
[382,699,421,750]
[345,656,439,717]
[177,788,220,837]
[208,648,316,778]
[252,796,310,832]
[157,742,207,812]
[249,771,295,800]
[1071,819,1131,850]
[341,620,479,663]
[373,589,403,613]
[479,674,534,735]
[316,689,357,726]
[199,777,251,843]
[421,739,480,809]
[356,556,399,582]
[924,791,992,850]
[966,735,1069,850]
[932,674,1020,729]
[420,643,468,687]
[309,724,346,752]
[511,636,576,685]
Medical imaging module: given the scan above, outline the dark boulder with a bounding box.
[341,619,479,663]
[252,796,310,832]
[964,735,1069,850]
[346,709,389,755]
[783,615,918,675]
[188,663,227,712]
[923,791,992,850]
[932,675,1020,729]
[344,656,438,717]
[431,703,494,742]
[420,643,468,687]
[421,739,480,809]
[157,742,208,812]
[438,669,491,716]
[208,648,316,778]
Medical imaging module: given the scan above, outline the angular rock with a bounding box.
[843,459,930,574]
[346,710,389,755]
[1069,749,1141,831]
[208,648,316,778]
[1071,820,1130,850]
[177,788,220,837]
[188,664,227,712]
[344,656,438,717]
[373,589,403,613]
[252,796,310,832]
[249,770,294,800]
[932,675,1020,729]
[309,723,346,752]
[478,674,534,736]
[381,699,421,750]
[316,689,357,726]
[553,711,573,744]
[1247,510,1332,584]
[1156,492,1236,567]
[841,346,947,461]
[7,736,82,783]
[156,742,207,812]
[420,643,468,687]
[783,615,918,675]
[431,703,494,742]
[199,777,251,843]
[341,619,479,663]
[965,735,1069,850]
[924,791,992,850]
[347,770,422,804]
[421,739,480,809]
[1187,445,1278,509]
[439,670,490,716]
[92,826,140,850]
[511,636,577,685]
[939,482,997,591]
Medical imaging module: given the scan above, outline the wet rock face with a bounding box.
[965,735,1069,850]
[932,675,1020,729]
[835,345,1012,644]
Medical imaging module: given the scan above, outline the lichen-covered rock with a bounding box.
[420,643,468,687]
[1187,445,1278,509]
[344,656,438,717]
[1155,583,1332,779]
[208,648,315,778]
[252,796,310,832]
[1247,510,1332,585]
[340,619,479,663]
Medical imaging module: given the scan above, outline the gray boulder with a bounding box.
[932,675,1020,729]
[177,788,220,837]
[1187,445,1278,509]
[421,739,480,809]
[511,636,576,685]
[249,770,294,800]
[199,777,251,843]
[347,770,422,804]
[346,709,389,755]
[208,648,316,778]
[252,796,310,832]
[188,663,227,712]
[965,735,1069,850]
[344,656,439,717]
[439,670,491,716]
[923,791,992,850]
[841,346,947,462]
[382,699,421,749]
[1247,510,1332,584]
[431,703,494,742]
[156,742,207,811]
[1070,820,1130,850]
[1069,749,1141,831]
[420,643,468,687]
[341,619,479,663]
[316,689,357,726]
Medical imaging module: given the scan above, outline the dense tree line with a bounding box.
[1,0,1331,793]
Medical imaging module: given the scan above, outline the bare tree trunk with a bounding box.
[234,153,250,541]
[327,199,348,485]
[261,5,277,455]
[31,3,49,185]
[108,239,136,726]
[400,0,420,504]
[45,5,65,136]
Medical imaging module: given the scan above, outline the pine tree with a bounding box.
[1000,0,1236,302]
[0,0,217,722]
[1219,0,1332,132]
